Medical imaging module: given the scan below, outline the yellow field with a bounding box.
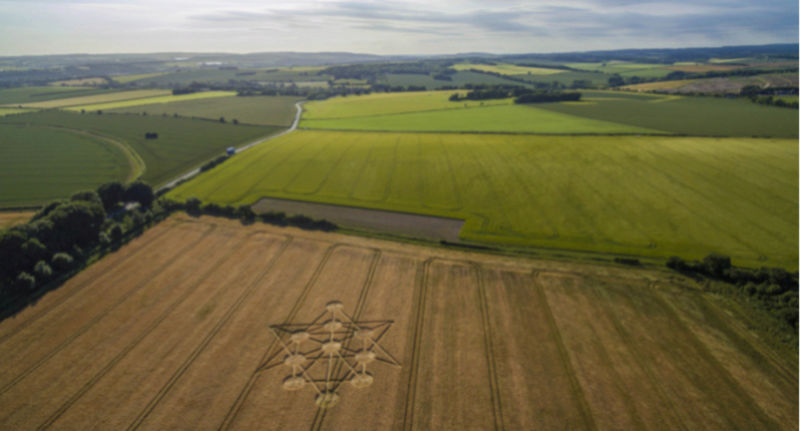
[48,77,109,87]
[18,90,170,109]
[112,72,170,83]
[621,80,698,92]
[64,91,237,112]
[451,62,564,75]
[0,214,794,430]
[0,211,33,229]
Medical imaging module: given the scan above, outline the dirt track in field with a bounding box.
[252,197,465,242]
[0,214,795,430]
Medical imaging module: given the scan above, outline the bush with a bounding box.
[109,224,124,243]
[15,272,36,291]
[124,182,155,208]
[34,260,53,281]
[51,252,74,271]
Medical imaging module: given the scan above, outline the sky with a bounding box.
[0,0,797,56]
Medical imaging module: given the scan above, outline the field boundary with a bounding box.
[532,271,598,430]
[37,227,252,429]
[126,234,294,430]
[401,258,432,431]
[471,262,505,430]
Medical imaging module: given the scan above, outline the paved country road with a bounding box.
[156,101,304,193]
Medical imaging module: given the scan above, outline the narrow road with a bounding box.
[156,101,305,193]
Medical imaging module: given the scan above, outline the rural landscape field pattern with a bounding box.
[0,215,795,430]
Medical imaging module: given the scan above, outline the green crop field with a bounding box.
[112,72,170,84]
[539,91,799,137]
[0,86,112,106]
[302,90,511,120]
[382,70,537,90]
[300,103,661,134]
[0,124,131,207]
[107,95,302,127]
[21,89,170,109]
[305,89,796,137]
[127,68,330,87]
[0,110,279,187]
[64,91,236,112]
[167,130,798,267]
[451,62,565,75]
[0,107,36,117]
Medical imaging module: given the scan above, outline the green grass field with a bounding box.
[301,103,660,134]
[21,89,169,109]
[382,70,538,89]
[167,130,798,267]
[126,68,330,86]
[302,90,511,119]
[303,90,796,137]
[0,86,113,106]
[0,124,130,207]
[112,72,170,84]
[107,95,302,126]
[540,91,798,137]
[0,111,279,187]
[64,91,236,112]
[452,62,564,75]
[0,107,36,117]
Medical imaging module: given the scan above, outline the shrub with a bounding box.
[34,260,53,281]
[15,272,36,291]
[51,252,74,271]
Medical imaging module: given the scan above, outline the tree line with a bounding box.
[448,84,581,103]
[1,181,157,305]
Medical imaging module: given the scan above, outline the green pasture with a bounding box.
[382,70,537,89]
[0,111,278,187]
[0,86,112,106]
[540,91,798,137]
[0,124,130,207]
[64,91,236,112]
[112,72,170,84]
[302,90,511,120]
[168,130,798,268]
[129,68,329,86]
[108,95,302,127]
[0,107,36,117]
[451,63,564,75]
[300,103,659,134]
[21,89,169,109]
[508,70,611,87]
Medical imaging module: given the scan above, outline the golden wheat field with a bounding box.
[0,214,795,430]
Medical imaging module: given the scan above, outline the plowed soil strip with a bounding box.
[483,270,592,429]
[319,253,419,431]
[226,245,378,431]
[409,259,495,430]
[131,238,330,431]
[43,232,289,430]
[0,221,215,391]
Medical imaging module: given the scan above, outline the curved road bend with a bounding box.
[156,101,305,193]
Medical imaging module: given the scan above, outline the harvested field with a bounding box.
[252,197,465,242]
[0,211,33,229]
[0,214,795,430]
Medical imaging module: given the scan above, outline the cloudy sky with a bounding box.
[0,0,796,56]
